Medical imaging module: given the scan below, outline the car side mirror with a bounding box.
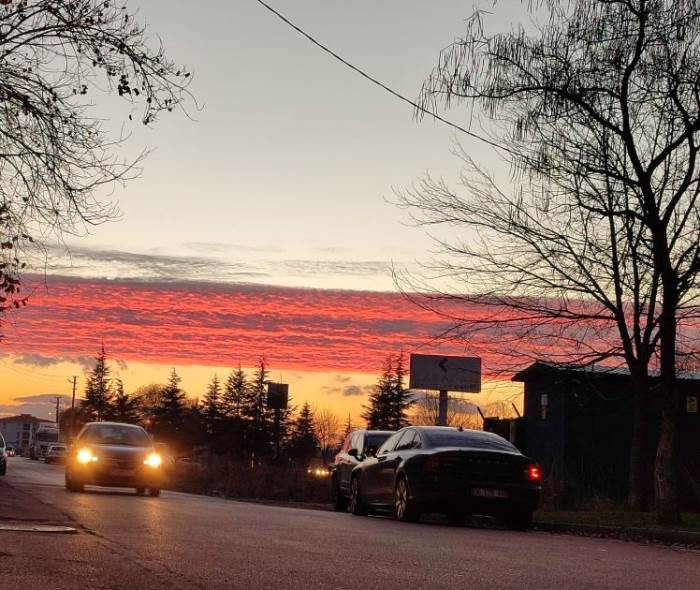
[365,446,377,458]
[348,448,359,459]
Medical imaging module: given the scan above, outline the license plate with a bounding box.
[472,487,509,499]
[110,468,134,477]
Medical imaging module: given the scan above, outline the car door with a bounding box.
[337,432,362,494]
[361,431,403,503]
[373,430,414,505]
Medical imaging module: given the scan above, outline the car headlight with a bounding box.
[143,453,162,468]
[76,448,97,464]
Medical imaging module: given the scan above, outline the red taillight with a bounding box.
[424,456,441,474]
[526,464,542,482]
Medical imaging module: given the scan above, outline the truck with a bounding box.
[30,423,60,460]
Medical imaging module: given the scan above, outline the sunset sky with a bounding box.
[0,1,523,421]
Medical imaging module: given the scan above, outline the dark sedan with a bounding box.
[0,432,6,476]
[330,429,393,510]
[348,426,541,529]
[65,422,164,496]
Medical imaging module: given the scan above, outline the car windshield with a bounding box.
[366,432,391,448]
[81,425,151,447]
[423,430,519,453]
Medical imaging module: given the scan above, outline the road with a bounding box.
[1,457,698,590]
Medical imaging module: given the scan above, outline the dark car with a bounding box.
[330,429,393,510]
[348,426,541,529]
[65,422,164,496]
[0,432,6,476]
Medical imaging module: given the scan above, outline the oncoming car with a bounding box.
[65,422,164,496]
[348,426,542,530]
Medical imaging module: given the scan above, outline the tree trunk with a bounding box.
[628,373,652,511]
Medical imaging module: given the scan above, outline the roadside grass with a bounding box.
[535,510,700,532]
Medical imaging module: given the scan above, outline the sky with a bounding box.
[0,1,524,420]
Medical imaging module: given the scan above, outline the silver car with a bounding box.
[45,444,68,464]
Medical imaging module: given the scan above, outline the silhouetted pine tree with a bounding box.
[110,379,140,423]
[151,368,187,442]
[201,374,222,436]
[241,357,272,461]
[82,345,114,421]
[288,402,318,465]
[388,352,412,430]
[362,356,394,430]
[222,366,246,419]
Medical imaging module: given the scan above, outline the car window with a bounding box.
[349,432,362,453]
[79,424,151,447]
[395,430,417,451]
[376,431,403,455]
[423,429,519,453]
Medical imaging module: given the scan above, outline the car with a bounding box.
[65,422,164,496]
[6,446,15,457]
[348,426,542,530]
[45,443,68,464]
[0,433,6,476]
[330,429,394,511]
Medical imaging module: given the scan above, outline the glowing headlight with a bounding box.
[76,448,97,464]
[143,453,162,468]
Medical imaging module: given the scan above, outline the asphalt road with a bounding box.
[1,457,698,590]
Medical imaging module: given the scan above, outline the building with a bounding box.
[0,414,53,455]
[508,362,700,509]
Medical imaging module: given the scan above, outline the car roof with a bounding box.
[353,429,394,434]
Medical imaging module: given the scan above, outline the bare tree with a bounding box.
[411,393,481,429]
[0,0,192,314]
[314,408,341,464]
[399,0,700,520]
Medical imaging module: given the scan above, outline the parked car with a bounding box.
[348,426,542,530]
[330,429,393,510]
[6,446,15,457]
[65,422,164,496]
[45,443,68,464]
[0,433,6,476]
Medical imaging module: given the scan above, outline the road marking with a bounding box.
[0,523,77,534]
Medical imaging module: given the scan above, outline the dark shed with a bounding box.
[511,362,700,508]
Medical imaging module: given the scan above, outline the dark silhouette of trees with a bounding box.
[82,346,114,421]
[222,366,247,419]
[201,375,222,436]
[314,408,341,464]
[110,379,140,424]
[363,354,413,430]
[150,369,187,448]
[0,0,192,319]
[241,357,273,462]
[288,402,318,466]
[399,0,700,521]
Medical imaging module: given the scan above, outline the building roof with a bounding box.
[0,414,53,425]
[511,361,700,384]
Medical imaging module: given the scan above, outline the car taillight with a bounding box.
[526,464,542,482]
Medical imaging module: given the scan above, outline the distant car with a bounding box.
[45,444,68,464]
[330,429,394,510]
[6,446,15,457]
[65,422,164,496]
[348,426,542,530]
[0,433,6,476]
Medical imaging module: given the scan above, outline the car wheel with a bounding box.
[0,463,6,476]
[348,476,367,516]
[65,469,83,493]
[504,509,533,531]
[148,487,161,497]
[394,475,420,523]
[331,475,348,511]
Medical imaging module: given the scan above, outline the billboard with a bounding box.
[409,354,481,393]
[266,383,289,410]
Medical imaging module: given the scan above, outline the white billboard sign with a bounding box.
[409,354,481,393]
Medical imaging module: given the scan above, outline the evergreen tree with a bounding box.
[111,379,140,423]
[389,352,412,430]
[362,356,394,430]
[151,368,187,442]
[288,402,318,465]
[82,345,114,421]
[201,374,222,436]
[241,357,272,461]
[222,366,247,419]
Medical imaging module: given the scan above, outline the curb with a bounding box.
[534,520,700,547]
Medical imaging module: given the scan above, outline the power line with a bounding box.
[253,0,507,153]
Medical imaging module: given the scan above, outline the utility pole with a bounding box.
[68,376,78,438]
[54,396,61,423]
